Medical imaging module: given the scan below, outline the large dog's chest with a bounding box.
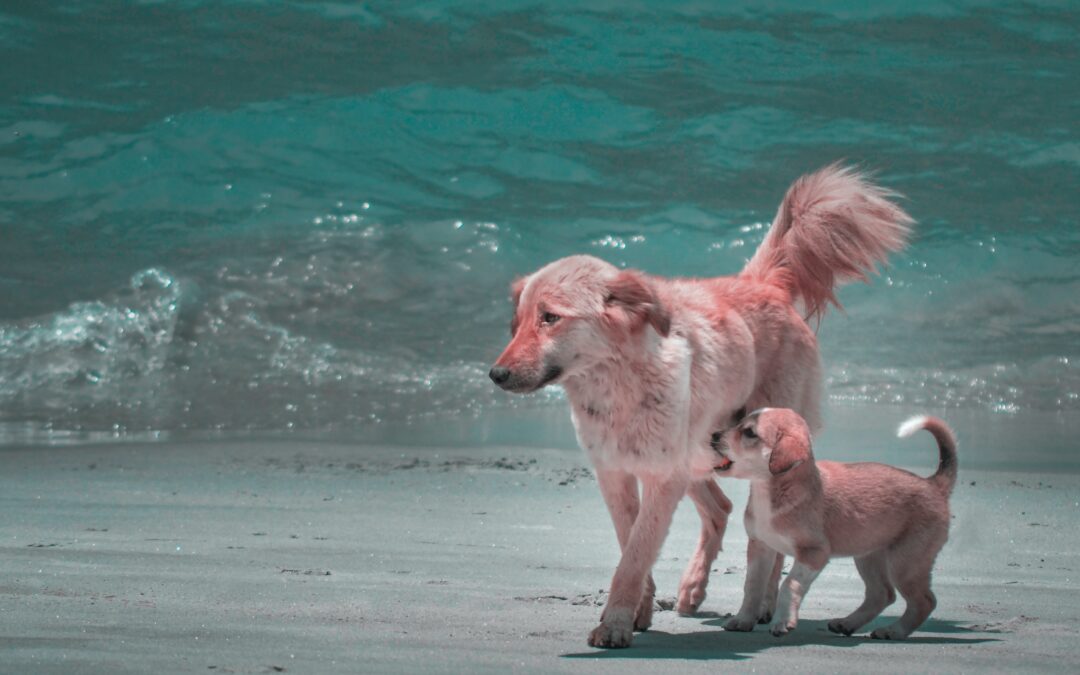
[569,385,682,468]
[563,336,726,474]
[564,345,692,469]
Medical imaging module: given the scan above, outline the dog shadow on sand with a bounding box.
[562,616,1000,661]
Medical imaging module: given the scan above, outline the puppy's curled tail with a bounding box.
[898,415,958,496]
[742,163,913,323]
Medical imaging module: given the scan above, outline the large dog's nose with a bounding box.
[489,366,511,385]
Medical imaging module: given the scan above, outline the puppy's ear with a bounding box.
[604,270,671,337]
[768,432,811,475]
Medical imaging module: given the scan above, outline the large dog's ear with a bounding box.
[509,276,528,335]
[510,276,527,307]
[604,270,671,337]
[768,432,811,475]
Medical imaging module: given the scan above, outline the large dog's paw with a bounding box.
[723,613,757,632]
[827,618,856,637]
[757,597,776,624]
[588,621,634,648]
[634,575,656,631]
[676,577,707,616]
[870,625,909,641]
[770,617,796,637]
[634,596,653,632]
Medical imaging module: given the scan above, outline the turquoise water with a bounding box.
[1,2,1077,463]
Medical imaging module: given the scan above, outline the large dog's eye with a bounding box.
[742,427,758,440]
[540,312,561,326]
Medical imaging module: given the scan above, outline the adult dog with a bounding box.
[489,164,912,648]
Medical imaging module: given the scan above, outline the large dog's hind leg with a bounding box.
[594,468,656,631]
[677,479,733,615]
[589,473,687,648]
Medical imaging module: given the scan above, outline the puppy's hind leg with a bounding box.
[828,552,895,637]
[677,479,733,615]
[871,532,946,640]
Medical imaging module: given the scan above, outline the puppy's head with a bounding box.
[711,408,813,479]
[489,255,670,393]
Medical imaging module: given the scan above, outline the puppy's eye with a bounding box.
[540,312,561,326]
[742,427,757,440]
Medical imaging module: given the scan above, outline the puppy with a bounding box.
[490,165,912,648]
[713,408,957,640]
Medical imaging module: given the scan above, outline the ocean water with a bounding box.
[1,1,1077,465]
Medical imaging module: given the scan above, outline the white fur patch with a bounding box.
[897,415,929,438]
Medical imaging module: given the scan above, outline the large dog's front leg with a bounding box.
[595,469,657,631]
[588,473,688,648]
[677,478,733,615]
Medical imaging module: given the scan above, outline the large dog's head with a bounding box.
[711,408,813,479]
[489,255,670,393]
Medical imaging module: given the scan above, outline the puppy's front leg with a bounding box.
[588,473,687,648]
[758,551,785,623]
[770,550,827,637]
[724,537,777,631]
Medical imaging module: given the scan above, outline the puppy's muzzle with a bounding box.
[710,431,734,472]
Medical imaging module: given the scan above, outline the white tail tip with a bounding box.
[897,415,930,438]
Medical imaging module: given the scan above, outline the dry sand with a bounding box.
[2,438,1078,673]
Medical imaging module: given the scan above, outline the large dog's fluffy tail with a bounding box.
[742,164,913,322]
[898,415,958,496]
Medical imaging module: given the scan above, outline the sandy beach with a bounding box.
[3,435,1077,674]
[3,1,1078,673]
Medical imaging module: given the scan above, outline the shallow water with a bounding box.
[1,2,1077,463]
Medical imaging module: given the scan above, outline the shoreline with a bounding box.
[1,401,1076,472]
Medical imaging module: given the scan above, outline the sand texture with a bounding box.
[2,439,1078,673]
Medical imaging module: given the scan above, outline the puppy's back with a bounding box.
[818,461,950,558]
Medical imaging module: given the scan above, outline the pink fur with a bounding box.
[743,163,912,323]
[715,409,957,640]
[489,165,912,648]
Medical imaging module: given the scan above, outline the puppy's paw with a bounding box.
[588,621,634,648]
[676,579,707,616]
[827,619,856,637]
[870,626,909,641]
[723,614,757,632]
[770,618,795,637]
